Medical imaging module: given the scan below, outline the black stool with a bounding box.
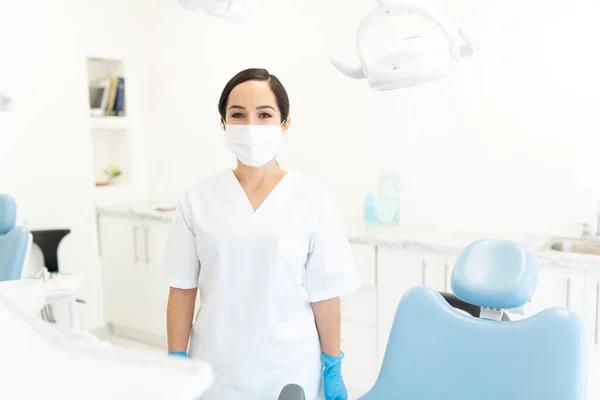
[31,229,71,322]
[31,229,71,273]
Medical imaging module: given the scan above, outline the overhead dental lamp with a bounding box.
[0,92,12,111]
[178,0,267,22]
[331,0,479,90]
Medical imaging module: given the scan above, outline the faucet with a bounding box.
[582,223,592,237]
[582,202,600,238]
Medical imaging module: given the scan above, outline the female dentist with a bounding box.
[165,68,361,400]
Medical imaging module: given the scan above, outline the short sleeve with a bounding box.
[305,192,362,303]
[164,193,200,289]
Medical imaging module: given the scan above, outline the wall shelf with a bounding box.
[91,129,131,187]
[91,116,129,131]
[86,56,132,194]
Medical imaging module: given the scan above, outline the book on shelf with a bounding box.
[113,77,125,116]
[89,76,125,117]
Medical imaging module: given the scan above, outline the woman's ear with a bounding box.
[282,117,291,134]
[220,119,226,132]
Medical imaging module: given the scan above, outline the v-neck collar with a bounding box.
[226,169,291,217]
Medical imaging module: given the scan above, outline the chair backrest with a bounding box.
[361,239,587,400]
[0,194,32,281]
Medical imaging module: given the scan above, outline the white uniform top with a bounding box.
[164,169,362,400]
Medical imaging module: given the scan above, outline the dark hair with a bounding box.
[218,68,290,124]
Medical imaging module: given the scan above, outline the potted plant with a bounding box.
[103,164,122,185]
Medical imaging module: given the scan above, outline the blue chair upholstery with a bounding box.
[0,194,31,281]
[360,239,587,400]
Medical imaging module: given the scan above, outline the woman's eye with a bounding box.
[259,113,272,118]
[231,113,244,118]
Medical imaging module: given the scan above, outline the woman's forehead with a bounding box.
[227,80,278,108]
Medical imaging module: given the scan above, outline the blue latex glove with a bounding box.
[168,351,188,358]
[322,351,348,400]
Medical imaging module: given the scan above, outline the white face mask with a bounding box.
[224,124,283,167]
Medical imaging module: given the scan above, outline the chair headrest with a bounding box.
[0,194,17,235]
[451,239,538,309]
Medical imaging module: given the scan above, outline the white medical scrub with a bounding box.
[164,169,361,400]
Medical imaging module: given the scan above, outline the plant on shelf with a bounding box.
[103,164,122,185]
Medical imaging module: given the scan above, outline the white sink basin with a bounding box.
[544,237,600,256]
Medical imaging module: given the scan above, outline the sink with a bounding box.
[545,238,600,256]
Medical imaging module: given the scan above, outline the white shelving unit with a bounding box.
[86,57,131,192]
[91,129,131,186]
[90,116,129,131]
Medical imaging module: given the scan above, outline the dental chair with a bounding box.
[0,194,32,281]
[360,239,587,400]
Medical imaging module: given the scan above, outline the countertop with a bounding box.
[97,202,600,268]
[97,202,175,222]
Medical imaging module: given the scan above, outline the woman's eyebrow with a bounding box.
[256,105,276,111]
[228,105,245,110]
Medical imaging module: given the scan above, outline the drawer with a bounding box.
[350,243,376,286]
[341,289,376,325]
[341,321,378,393]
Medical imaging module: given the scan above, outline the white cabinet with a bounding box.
[341,243,377,326]
[98,216,138,331]
[585,269,600,400]
[132,220,170,344]
[527,260,586,319]
[340,286,376,326]
[98,214,171,348]
[341,321,377,397]
[425,254,457,294]
[590,350,600,399]
[350,243,376,287]
[584,270,600,352]
[341,243,378,396]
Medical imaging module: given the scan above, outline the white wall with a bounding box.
[0,0,150,330]
[2,0,600,331]
[140,0,600,237]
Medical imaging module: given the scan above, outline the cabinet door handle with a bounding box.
[596,281,599,345]
[96,213,102,257]
[566,278,571,309]
[373,246,378,287]
[144,226,150,264]
[133,226,139,262]
[421,260,426,286]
